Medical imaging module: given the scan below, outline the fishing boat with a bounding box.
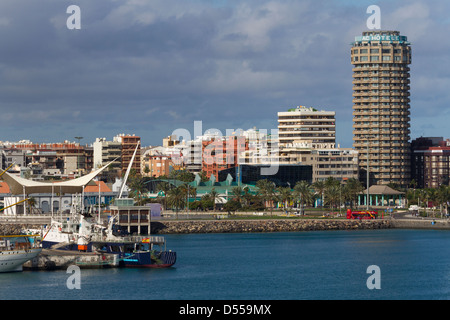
[41,209,176,268]
[40,142,176,268]
[0,235,42,272]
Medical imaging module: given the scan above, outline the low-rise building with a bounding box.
[303,148,359,183]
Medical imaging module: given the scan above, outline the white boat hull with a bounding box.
[0,248,42,272]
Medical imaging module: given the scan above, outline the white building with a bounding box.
[278,106,336,149]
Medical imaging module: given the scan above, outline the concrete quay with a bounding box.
[23,249,119,270]
[389,218,450,230]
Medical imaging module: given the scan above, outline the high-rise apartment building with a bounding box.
[351,30,411,186]
[93,137,122,172]
[114,134,141,175]
[278,106,336,164]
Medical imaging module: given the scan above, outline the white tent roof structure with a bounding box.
[1,162,113,195]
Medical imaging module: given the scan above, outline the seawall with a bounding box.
[151,219,393,234]
[2,218,450,236]
[389,219,450,230]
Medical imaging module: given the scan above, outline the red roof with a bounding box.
[83,181,111,193]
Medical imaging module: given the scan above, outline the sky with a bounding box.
[0,0,449,148]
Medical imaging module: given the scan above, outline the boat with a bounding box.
[0,235,42,272]
[41,210,176,268]
[40,142,176,268]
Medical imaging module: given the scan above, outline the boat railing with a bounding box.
[120,235,166,244]
[0,235,42,250]
[97,235,166,244]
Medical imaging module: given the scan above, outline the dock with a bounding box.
[23,249,119,270]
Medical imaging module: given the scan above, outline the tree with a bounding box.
[256,179,278,216]
[231,186,244,205]
[128,172,146,205]
[200,194,214,211]
[169,170,195,183]
[324,184,341,210]
[224,199,241,215]
[189,186,197,204]
[242,186,252,207]
[167,187,186,219]
[323,177,341,210]
[157,181,172,210]
[343,178,364,209]
[293,180,312,215]
[278,187,293,211]
[436,186,450,218]
[209,188,219,211]
[27,197,37,214]
[312,180,326,209]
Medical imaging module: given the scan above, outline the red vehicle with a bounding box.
[346,209,379,220]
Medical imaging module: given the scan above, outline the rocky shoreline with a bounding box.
[2,218,450,236]
[150,219,393,234]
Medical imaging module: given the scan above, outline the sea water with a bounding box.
[1,229,450,300]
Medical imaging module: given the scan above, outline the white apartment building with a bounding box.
[278,106,336,164]
[93,137,121,170]
[278,106,336,148]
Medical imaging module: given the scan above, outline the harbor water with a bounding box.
[1,229,450,300]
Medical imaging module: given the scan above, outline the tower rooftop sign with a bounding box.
[353,31,409,44]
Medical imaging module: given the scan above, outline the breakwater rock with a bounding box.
[151,219,393,234]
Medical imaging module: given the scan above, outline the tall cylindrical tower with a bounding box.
[351,30,411,187]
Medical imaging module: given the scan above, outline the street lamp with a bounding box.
[364,135,375,210]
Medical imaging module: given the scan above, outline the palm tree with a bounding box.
[167,187,185,219]
[344,178,364,209]
[436,186,449,218]
[232,186,244,205]
[27,197,37,214]
[324,184,341,211]
[209,188,219,211]
[189,186,197,208]
[293,180,312,215]
[278,187,293,211]
[426,188,438,217]
[128,174,146,205]
[157,181,172,210]
[312,180,326,210]
[242,186,252,208]
[323,177,341,210]
[256,179,278,215]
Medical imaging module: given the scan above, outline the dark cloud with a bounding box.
[0,0,448,147]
